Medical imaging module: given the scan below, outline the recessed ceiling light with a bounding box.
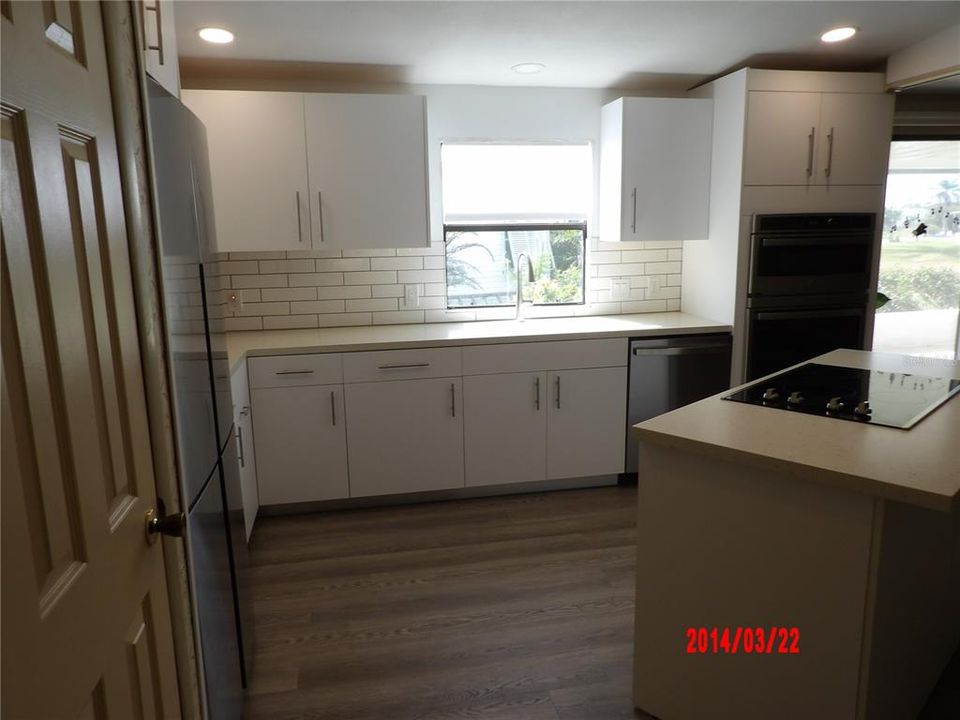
[821,26,857,43]
[198,27,234,44]
[512,62,546,75]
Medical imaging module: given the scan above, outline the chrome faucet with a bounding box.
[515,252,535,321]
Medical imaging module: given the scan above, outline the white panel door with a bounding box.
[620,98,713,241]
[743,91,822,186]
[345,378,464,496]
[181,90,310,252]
[304,93,429,249]
[251,384,349,505]
[463,372,547,487]
[547,367,628,480]
[817,93,894,186]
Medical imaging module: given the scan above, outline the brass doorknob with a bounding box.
[145,506,186,544]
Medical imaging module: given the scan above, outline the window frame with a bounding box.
[443,222,588,310]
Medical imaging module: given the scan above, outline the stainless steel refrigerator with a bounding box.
[146,77,252,719]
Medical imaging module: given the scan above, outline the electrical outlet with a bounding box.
[225,290,242,315]
[403,284,420,308]
[611,279,630,300]
[648,276,663,297]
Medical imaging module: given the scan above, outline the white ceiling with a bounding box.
[174,1,960,89]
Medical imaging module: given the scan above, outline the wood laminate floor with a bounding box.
[243,486,959,720]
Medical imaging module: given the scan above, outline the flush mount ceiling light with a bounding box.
[511,62,546,75]
[197,27,234,44]
[820,26,857,43]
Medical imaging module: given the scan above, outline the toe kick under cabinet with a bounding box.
[247,338,628,507]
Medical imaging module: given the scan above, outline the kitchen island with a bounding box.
[632,350,960,720]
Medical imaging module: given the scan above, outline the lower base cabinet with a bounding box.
[464,372,547,487]
[547,367,628,480]
[345,378,464,497]
[251,384,349,505]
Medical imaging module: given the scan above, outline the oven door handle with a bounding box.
[758,235,872,248]
[755,308,864,321]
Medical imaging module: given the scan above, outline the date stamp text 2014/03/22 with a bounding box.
[685,626,800,655]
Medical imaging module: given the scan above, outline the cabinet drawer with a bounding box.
[462,339,627,375]
[248,353,343,389]
[343,347,462,383]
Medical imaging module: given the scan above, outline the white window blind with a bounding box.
[441,143,592,224]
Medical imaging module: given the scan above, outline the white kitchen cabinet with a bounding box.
[345,378,464,497]
[251,384,349,505]
[138,0,180,98]
[181,90,311,252]
[546,367,627,480]
[304,93,429,249]
[230,362,259,540]
[743,90,893,187]
[600,97,712,242]
[463,372,547,487]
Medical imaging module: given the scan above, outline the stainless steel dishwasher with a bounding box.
[625,334,732,474]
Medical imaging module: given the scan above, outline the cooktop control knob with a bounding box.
[787,391,804,406]
[826,396,845,413]
[762,388,780,402]
[854,400,872,417]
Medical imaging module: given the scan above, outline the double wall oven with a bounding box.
[746,213,875,380]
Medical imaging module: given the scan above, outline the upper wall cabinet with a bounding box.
[304,94,429,249]
[600,97,712,243]
[743,91,894,187]
[182,90,310,253]
[137,0,180,98]
[181,90,430,253]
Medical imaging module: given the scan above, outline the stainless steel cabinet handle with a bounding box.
[555,376,561,409]
[377,362,430,370]
[330,390,337,426]
[239,405,250,417]
[144,1,164,65]
[295,191,303,243]
[317,191,325,243]
[825,127,835,178]
[450,383,456,417]
[806,127,815,177]
[275,369,314,376]
[237,426,245,468]
[535,376,541,410]
[631,187,638,233]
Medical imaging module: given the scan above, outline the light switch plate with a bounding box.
[648,276,663,296]
[225,290,242,315]
[611,279,630,300]
[404,284,420,308]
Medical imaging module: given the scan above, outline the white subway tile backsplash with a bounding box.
[221,232,684,331]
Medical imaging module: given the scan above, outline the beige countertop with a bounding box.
[225,312,730,370]
[634,349,960,512]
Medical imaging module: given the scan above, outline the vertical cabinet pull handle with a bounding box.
[144,1,164,65]
[825,127,835,178]
[535,376,541,410]
[317,191,325,243]
[330,390,336,426]
[806,127,815,177]
[631,187,638,233]
[295,191,303,243]
[450,383,456,417]
[555,376,561,409]
[237,425,245,468]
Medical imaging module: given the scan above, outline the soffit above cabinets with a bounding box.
[174,1,960,90]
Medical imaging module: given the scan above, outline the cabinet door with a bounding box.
[621,98,712,241]
[547,367,627,480]
[817,93,894,186]
[182,90,310,252]
[230,363,259,540]
[463,372,546,487]
[304,94,429,249]
[346,378,464,497]
[743,92,821,186]
[139,0,180,97]
[251,384,349,505]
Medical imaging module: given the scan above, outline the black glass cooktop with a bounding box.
[723,362,960,429]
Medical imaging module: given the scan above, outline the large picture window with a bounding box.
[441,143,591,308]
